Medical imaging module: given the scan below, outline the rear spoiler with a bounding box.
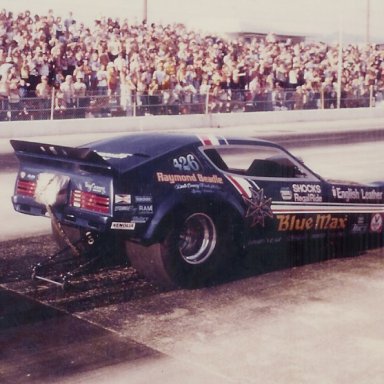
[10,139,112,170]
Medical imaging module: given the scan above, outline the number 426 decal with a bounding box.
[173,154,200,171]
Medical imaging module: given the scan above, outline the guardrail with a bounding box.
[0,86,379,121]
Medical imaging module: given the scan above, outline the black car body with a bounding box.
[11,133,384,287]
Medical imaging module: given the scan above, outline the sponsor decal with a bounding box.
[175,183,201,190]
[332,187,383,202]
[243,187,273,227]
[248,237,283,246]
[197,184,221,192]
[280,187,293,201]
[362,189,383,200]
[174,183,221,193]
[134,195,153,203]
[276,214,347,232]
[114,198,154,214]
[138,204,153,214]
[114,205,135,212]
[293,194,322,203]
[115,194,132,205]
[292,184,322,194]
[370,213,383,233]
[292,184,322,203]
[84,181,106,195]
[352,216,368,234]
[351,224,368,234]
[157,172,223,185]
[111,222,136,230]
[361,189,383,200]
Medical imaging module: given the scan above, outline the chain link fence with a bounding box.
[0,86,379,121]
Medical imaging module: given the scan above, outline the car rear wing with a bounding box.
[10,140,113,171]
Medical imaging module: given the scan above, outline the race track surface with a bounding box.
[1,132,384,383]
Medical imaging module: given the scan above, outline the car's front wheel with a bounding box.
[126,209,237,288]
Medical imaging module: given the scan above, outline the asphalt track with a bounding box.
[3,247,384,384]
[1,122,384,383]
[0,290,163,384]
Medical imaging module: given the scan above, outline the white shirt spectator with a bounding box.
[60,75,75,107]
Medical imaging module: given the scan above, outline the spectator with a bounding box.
[64,11,75,33]
[59,74,75,117]
[96,64,108,95]
[293,86,305,110]
[199,79,211,112]
[0,57,14,80]
[8,75,22,120]
[272,83,285,110]
[106,62,118,97]
[148,78,160,115]
[287,65,300,89]
[35,75,52,119]
[73,75,87,117]
[0,74,10,116]
[120,71,136,116]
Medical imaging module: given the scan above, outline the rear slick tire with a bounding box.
[126,211,235,289]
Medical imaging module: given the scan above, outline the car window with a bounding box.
[203,145,318,180]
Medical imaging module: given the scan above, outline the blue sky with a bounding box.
[3,0,384,42]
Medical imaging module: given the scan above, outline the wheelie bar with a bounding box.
[31,231,102,290]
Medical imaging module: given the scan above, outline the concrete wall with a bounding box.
[1,107,384,139]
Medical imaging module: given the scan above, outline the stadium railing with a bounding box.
[0,86,379,121]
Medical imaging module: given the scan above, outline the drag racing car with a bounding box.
[11,133,384,288]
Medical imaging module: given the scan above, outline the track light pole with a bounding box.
[366,0,371,44]
[143,0,148,24]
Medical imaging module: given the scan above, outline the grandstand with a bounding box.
[0,8,382,121]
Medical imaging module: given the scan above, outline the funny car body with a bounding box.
[11,133,384,288]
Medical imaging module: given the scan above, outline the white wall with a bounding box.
[1,108,384,139]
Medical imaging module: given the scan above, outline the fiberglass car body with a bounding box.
[11,133,384,287]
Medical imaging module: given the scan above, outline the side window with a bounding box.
[203,145,315,180]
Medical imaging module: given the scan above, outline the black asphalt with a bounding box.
[0,288,162,384]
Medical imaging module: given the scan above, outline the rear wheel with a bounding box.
[126,209,238,288]
[177,213,217,265]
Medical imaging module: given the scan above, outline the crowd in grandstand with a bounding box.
[0,8,383,119]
